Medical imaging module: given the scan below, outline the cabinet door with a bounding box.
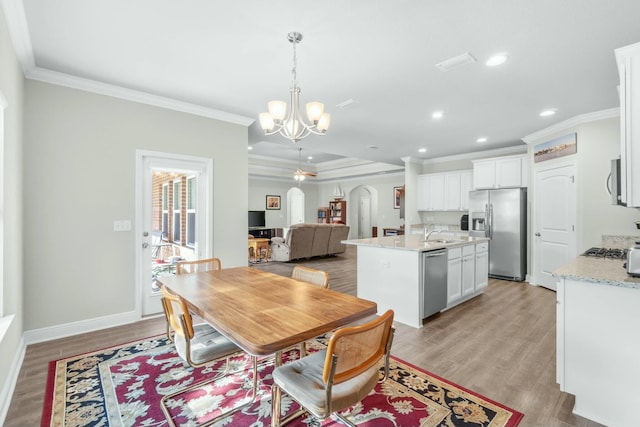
[417,175,429,210]
[475,250,489,290]
[428,174,445,210]
[496,157,522,188]
[461,254,475,296]
[460,171,473,210]
[473,160,496,189]
[447,257,462,303]
[444,173,461,210]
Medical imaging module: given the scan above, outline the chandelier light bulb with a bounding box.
[268,100,287,121]
[259,113,275,132]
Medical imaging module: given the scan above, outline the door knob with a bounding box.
[535,232,541,237]
[142,243,149,248]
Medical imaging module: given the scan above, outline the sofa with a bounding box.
[270,223,350,262]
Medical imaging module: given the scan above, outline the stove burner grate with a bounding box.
[582,247,628,260]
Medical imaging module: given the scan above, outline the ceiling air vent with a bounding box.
[435,52,477,72]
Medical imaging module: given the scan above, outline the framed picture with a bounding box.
[394,186,403,209]
[266,195,281,210]
[534,133,577,163]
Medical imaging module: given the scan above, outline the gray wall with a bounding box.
[0,5,25,410]
[23,80,248,330]
[248,179,319,228]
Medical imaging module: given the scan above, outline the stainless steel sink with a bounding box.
[423,239,456,244]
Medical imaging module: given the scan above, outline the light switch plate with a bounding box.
[113,220,131,232]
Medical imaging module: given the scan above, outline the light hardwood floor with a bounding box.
[6,246,602,427]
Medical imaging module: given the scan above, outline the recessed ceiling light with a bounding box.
[432,111,444,119]
[248,146,253,150]
[368,145,379,149]
[540,109,557,117]
[418,148,427,153]
[486,54,508,67]
[307,156,313,160]
[476,137,488,143]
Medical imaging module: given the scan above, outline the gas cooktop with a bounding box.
[582,247,628,260]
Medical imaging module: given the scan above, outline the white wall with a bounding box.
[23,80,248,331]
[0,5,24,417]
[317,174,405,238]
[248,179,319,228]
[527,116,640,250]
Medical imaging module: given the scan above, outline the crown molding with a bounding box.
[27,67,255,126]
[521,108,620,144]
[421,145,527,165]
[1,0,254,126]
[0,0,35,73]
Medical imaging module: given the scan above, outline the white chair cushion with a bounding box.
[272,350,379,419]
[175,323,240,366]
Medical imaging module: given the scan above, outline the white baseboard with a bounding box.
[0,335,25,427]
[23,310,139,345]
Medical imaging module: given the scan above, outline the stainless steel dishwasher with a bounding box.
[422,249,448,319]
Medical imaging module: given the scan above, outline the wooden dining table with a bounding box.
[157,266,378,357]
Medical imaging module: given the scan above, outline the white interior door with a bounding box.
[533,162,577,290]
[136,150,212,316]
[288,188,305,226]
[359,197,371,238]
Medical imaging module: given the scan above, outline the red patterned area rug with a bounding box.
[42,335,523,427]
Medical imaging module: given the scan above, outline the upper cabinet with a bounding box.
[472,154,527,189]
[417,170,472,211]
[616,42,640,207]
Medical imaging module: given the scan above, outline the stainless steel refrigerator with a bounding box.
[468,188,527,281]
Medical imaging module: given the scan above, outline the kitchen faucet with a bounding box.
[424,227,442,241]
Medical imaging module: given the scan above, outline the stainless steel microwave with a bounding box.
[609,158,626,206]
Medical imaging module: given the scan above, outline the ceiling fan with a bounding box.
[294,147,317,182]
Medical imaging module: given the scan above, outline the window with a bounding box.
[173,180,181,243]
[161,183,169,239]
[186,176,196,247]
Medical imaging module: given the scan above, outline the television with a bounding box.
[248,210,266,229]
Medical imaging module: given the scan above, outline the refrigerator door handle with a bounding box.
[484,203,490,238]
[488,203,493,238]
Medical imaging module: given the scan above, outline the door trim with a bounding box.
[134,150,213,317]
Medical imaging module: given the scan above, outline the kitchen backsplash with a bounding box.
[602,235,640,249]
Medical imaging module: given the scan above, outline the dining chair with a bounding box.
[176,257,221,275]
[271,310,395,427]
[291,266,329,358]
[160,286,259,425]
[291,265,329,288]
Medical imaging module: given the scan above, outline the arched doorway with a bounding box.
[349,185,378,238]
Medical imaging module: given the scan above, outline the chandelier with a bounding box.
[259,32,330,143]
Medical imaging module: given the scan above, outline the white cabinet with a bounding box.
[474,242,489,291]
[615,42,640,207]
[472,155,527,189]
[416,174,429,210]
[460,171,473,210]
[428,174,445,210]
[443,173,461,210]
[461,245,475,297]
[417,170,473,211]
[447,248,462,303]
[447,243,487,307]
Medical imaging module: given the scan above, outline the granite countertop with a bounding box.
[342,234,489,252]
[553,256,640,290]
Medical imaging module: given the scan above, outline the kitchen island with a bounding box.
[343,234,489,328]
[553,256,640,427]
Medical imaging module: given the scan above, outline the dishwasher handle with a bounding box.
[423,249,447,257]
